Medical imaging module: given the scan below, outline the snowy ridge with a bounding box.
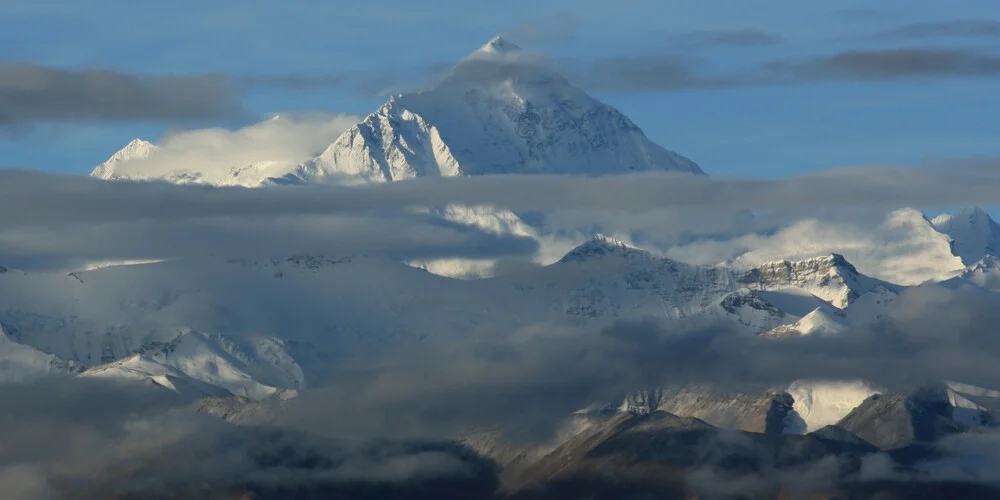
[79,354,232,399]
[739,253,897,309]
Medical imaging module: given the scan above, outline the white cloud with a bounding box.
[665,208,964,285]
[97,112,359,186]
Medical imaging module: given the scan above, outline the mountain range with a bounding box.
[5,36,1000,498]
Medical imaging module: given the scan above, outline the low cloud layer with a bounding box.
[576,47,1000,91]
[0,214,539,271]
[5,163,1000,229]
[785,48,1000,81]
[6,281,1000,496]
[5,163,1000,270]
[261,285,1000,445]
[0,379,498,499]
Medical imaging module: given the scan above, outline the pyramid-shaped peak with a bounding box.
[475,36,522,56]
[91,138,159,179]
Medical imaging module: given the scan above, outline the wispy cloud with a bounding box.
[781,48,1000,80]
[830,8,891,22]
[93,112,358,181]
[7,162,1000,270]
[672,28,786,48]
[501,11,582,46]
[0,61,246,125]
[576,47,1000,91]
[870,19,1000,40]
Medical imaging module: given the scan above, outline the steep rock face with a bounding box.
[739,254,897,309]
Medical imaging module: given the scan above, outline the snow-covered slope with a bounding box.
[90,138,158,179]
[92,37,701,187]
[0,324,84,383]
[785,380,882,433]
[766,307,846,337]
[78,355,232,399]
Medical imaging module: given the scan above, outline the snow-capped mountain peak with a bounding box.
[297,36,705,182]
[558,234,647,263]
[474,35,522,56]
[94,37,703,186]
[91,138,157,179]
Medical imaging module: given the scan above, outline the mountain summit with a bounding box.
[474,35,521,55]
[93,37,703,186]
[295,36,703,183]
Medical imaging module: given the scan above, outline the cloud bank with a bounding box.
[6,163,1000,229]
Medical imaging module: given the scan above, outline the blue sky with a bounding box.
[0,0,997,177]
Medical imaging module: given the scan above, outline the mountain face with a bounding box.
[0,324,84,382]
[91,37,702,186]
[738,253,896,310]
[836,383,993,450]
[932,207,1000,266]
